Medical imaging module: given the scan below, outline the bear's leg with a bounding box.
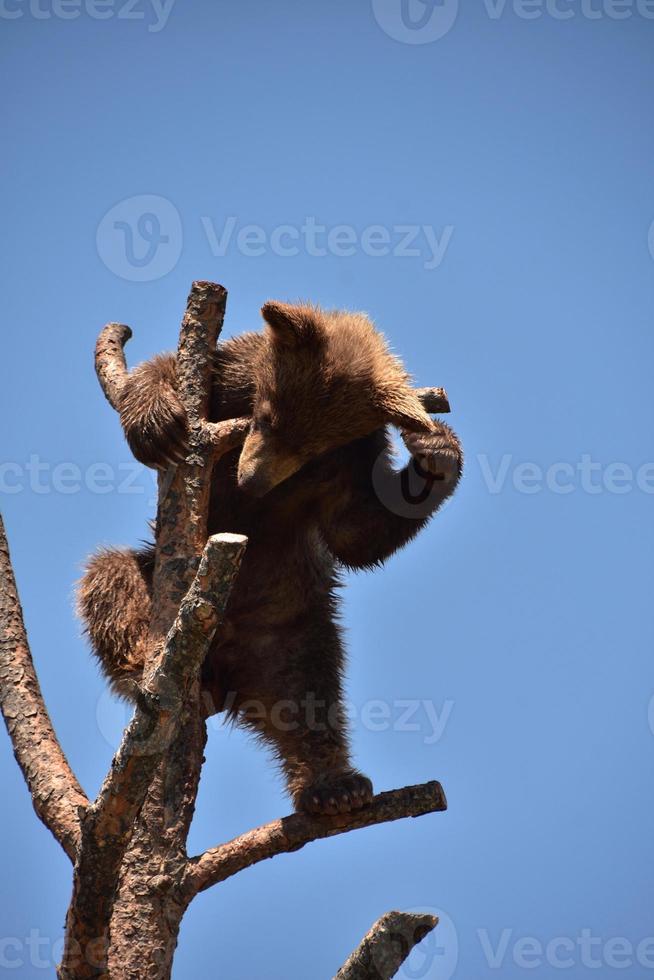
[77,547,154,699]
[230,621,373,815]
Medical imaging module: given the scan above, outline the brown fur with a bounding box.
[78,303,462,814]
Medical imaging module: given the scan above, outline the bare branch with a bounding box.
[334,911,438,980]
[144,531,247,706]
[94,322,132,411]
[182,780,446,900]
[0,515,89,861]
[205,416,251,458]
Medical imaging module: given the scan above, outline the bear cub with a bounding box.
[78,302,462,815]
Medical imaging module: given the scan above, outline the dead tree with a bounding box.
[0,281,448,979]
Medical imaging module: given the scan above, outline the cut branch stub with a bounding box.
[416,386,450,415]
[94,321,132,411]
[144,532,247,709]
[204,416,252,459]
[334,911,438,980]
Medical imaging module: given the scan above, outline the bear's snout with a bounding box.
[238,433,304,497]
[237,465,272,497]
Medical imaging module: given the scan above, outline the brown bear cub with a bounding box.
[78,302,462,815]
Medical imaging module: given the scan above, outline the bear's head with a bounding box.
[237,301,434,497]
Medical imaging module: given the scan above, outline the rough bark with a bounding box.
[0,515,88,860]
[334,911,438,980]
[94,322,132,411]
[415,386,450,415]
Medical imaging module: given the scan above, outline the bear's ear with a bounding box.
[261,302,324,348]
[375,384,434,434]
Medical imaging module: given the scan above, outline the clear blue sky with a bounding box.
[1,2,653,977]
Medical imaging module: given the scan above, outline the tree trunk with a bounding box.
[107,704,206,978]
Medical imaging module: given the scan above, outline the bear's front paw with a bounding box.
[403,423,463,485]
[120,387,189,470]
[297,770,374,816]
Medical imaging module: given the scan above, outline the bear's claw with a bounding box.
[298,772,373,816]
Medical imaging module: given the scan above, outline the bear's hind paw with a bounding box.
[297,771,373,816]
